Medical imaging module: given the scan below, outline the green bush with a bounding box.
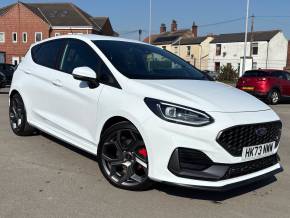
[217,65,239,82]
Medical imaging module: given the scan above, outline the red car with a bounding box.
[236,69,290,104]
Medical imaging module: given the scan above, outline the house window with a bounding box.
[12,32,17,43]
[0,32,5,43]
[55,33,60,37]
[253,62,257,69]
[162,46,166,50]
[0,52,5,63]
[216,44,221,56]
[12,57,20,66]
[22,32,27,43]
[35,32,42,42]
[187,46,191,56]
[174,46,178,54]
[252,43,258,55]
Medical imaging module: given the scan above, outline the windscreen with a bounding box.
[93,40,207,80]
[243,70,270,77]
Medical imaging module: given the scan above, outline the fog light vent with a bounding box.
[178,148,213,171]
[168,148,213,174]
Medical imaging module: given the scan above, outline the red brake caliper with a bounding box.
[137,147,148,158]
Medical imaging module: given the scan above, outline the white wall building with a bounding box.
[208,30,288,73]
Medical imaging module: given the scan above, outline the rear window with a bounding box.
[243,71,270,77]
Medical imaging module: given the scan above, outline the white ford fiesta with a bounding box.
[9,35,283,191]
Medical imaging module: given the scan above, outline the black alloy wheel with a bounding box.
[98,121,153,191]
[9,93,37,136]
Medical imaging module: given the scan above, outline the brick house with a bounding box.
[144,20,198,47]
[286,41,290,71]
[0,2,116,65]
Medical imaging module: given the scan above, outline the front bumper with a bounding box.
[163,165,283,191]
[241,89,268,99]
[141,109,282,190]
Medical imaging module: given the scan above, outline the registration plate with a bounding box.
[242,86,255,91]
[242,142,276,161]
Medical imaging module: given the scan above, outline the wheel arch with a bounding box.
[271,86,281,94]
[10,89,20,98]
[100,116,131,137]
[9,89,21,105]
[97,115,151,158]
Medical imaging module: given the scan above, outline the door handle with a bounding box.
[51,79,63,87]
[23,70,31,75]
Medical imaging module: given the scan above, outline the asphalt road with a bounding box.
[0,88,290,218]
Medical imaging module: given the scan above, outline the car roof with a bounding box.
[33,34,149,47]
[246,69,286,73]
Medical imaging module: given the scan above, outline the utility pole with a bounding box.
[138,29,142,41]
[242,0,250,77]
[149,0,152,44]
[249,14,255,57]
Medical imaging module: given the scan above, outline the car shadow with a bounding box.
[40,132,278,201]
[279,99,290,104]
[40,132,98,162]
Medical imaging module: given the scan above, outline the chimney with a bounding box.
[192,21,198,37]
[160,23,166,33]
[171,20,177,32]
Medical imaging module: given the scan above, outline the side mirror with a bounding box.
[72,67,99,88]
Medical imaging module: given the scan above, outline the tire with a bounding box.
[9,93,37,136]
[267,89,280,105]
[98,121,154,191]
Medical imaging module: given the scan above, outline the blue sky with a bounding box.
[2,0,290,39]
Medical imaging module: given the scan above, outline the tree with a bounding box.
[218,64,239,82]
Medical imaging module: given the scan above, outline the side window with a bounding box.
[273,71,286,80]
[31,39,66,69]
[283,72,290,80]
[60,39,117,87]
[60,40,99,74]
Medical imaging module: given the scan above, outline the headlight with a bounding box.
[144,98,214,126]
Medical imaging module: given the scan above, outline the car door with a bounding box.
[22,39,67,126]
[272,71,288,97]
[283,71,290,96]
[46,39,108,150]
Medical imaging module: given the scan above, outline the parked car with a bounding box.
[204,70,219,80]
[9,35,283,191]
[236,69,290,104]
[0,72,7,88]
[0,63,16,87]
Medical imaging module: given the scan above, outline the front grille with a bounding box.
[217,121,282,157]
[222,154,279,180]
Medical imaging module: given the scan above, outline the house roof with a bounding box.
[144,29,193,45]
[211,30,281,43]
[0,2,114,34]
[172,36,209,45]
[22,3,93,26]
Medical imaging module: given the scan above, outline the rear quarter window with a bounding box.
[31,39,66,69]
